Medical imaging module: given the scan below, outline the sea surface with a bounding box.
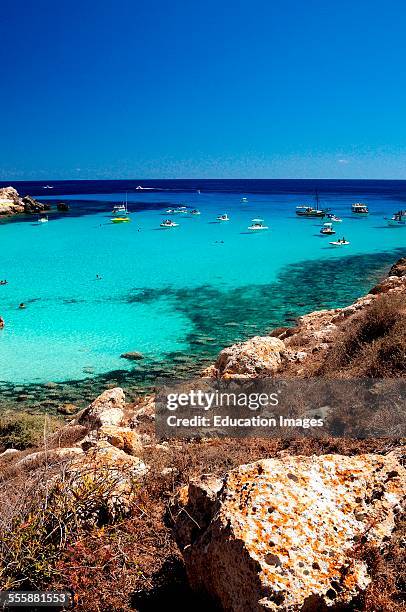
[0,179,404,410]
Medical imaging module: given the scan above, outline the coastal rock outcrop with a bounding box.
[0,186,49,216]
[22,195,50,214]
[74,387,126,428]
[173,452,405,611]
[202,336,286,378]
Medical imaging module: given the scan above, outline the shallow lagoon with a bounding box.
[0,183,404,408]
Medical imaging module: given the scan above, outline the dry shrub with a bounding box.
[0,459,140,591]
[0,412,62,451]
[317,293,406,377]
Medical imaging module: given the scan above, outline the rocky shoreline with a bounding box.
[0,186,51,216]
[0,256,404,610]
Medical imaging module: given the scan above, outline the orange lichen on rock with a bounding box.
[173,452,405,611]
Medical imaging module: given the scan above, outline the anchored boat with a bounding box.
[217,214,230,221]
[296,191,326,218]
[248,218,268,231]
[320,222,335,235]
[386,211,406,226]
[351,203,369,215]
[160,219,179,228]
[330,238,350,246]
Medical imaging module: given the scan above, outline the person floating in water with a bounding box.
[96,274,102,280]
[0,280,7,285]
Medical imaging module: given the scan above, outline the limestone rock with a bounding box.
[173,453,405,611]
[75,387,125,428]
[203,336,286,378]
[16,447,84,468]
[0,448,21,458]
[98,425,143,456]
[0,186,24,215]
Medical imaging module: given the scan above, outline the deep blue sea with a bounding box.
[0,179,404,409]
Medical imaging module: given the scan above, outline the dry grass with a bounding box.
[315,293,406,378]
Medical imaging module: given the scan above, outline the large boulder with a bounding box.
[172,452,405,611]
[75,387,126,428]
[203,336,286,378]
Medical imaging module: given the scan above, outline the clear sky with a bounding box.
[2,0,406,180]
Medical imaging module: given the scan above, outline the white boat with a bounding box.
[330,239,350,246]
[241,197,248,203]
[326,213,342,222]
[217,214,229,221]
[160,219,179,228]
[42,185,53,189]
[320,222,335,235]
[351,203,369,214]
[190,209,201,215]
[37,215,49,224]
[386,211,406,226]
[169,206,188,214]
[248,218,268,231]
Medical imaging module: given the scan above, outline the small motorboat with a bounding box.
[217,214,229,221]
[248,218,268,231]
[320,222,335,235]
[241,197,248,203]
[386,211,406,226]
[326,213,342,222]
[111,216,130,223]
[42,185,53,189]
[330,238,350,246]
[190,209,201,215]
[160,219,179,228]
[351,203,369,214]
[37,215,49,224]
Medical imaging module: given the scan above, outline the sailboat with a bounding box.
[296,191,326,218]
[111,194,131,223]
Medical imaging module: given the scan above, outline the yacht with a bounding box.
[37,215,49,224]
[351,203,369,214]
[190,209,201,215]
[160,219,179,228]
[248,218,268,231]
[217,214,230,221]
[320,222,335,235]
[241,197,248,203]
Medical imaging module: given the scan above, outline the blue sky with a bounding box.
[1,0,406,179]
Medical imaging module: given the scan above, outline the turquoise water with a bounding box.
[0,186,404,398]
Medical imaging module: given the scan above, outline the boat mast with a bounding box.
[315,189,320,210]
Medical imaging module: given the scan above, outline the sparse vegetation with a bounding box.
[0,412,62,451]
